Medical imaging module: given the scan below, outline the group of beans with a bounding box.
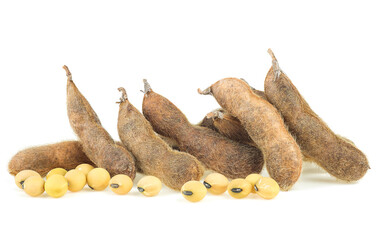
[14,164,163,198]
[183,172,279,202]
[14,163,279,201]
[8,49,369,199]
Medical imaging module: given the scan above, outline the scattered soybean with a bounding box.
[44,174,68,198]
[65,169,86,192]
[227,179,251,199]
[254,177,280,199]
[23,176,45,197]
[109,174,133,195]
[203,173,229,195]
[181,181,207,202]
[245,173,262,194]
[46,168,67,179]
[14,170,40,189]
[137,176,162,197]
[87,168,111,191]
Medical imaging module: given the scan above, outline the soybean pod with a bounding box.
[64,66,136,179]
[8,141,93,176]
[264,49,369,181]
[198,78,303,191]
[117,87,203,190]
[142,80,264,179]
[199,108,257,147]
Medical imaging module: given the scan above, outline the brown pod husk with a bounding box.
[142,80,264,179]
[198,87,266,147]
[64,66,136,179]
[9,138,176,177]
[264,49,369,181]
[117,87,203,190]
[8,141,95,176]
[198,108,257,147]
[198,78,302,191]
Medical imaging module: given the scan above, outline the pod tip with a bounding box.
[62,65,72,80]
[143,79,152,93]
[267,48,277,61]
[117,87,127,103]
[197,87,212,95]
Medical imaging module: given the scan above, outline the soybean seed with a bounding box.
[109,174,133,195]
[203,173,228,195]
[137,176,162,197]
[15,170,40,189]
[227,179,251,199]
[181,181,207,202]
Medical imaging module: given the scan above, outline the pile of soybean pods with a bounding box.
[15,164,279,202]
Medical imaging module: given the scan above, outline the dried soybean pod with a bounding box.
[198,86,266,147]
[117,87,203,190]
[8,139,175,177]
[264,49,369,181]
[198,78,302,191]
[64,65,136,179]
[142,80,264,179]
[8,141,94,177]
[199,108,257,147]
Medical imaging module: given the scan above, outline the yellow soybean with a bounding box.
[87,168,110,191]
[15,170,40,189]
[24,176,45,197]
[65,169,86,192]
[137,176,162,197]
[203,173,228,195]
[46,168,67,179]
[45,175,68,198]
[227,179,251,199]
[181,181,207,202]
[109,174,133,195]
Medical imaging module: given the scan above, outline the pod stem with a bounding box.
[62,65,72,81]
[143,79,152,93]
[267,48,281,80]
[117,87,128,103]
[197,87,212,95]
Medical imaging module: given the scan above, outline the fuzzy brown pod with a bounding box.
[142,80,264,179]
[8,138,179,177]
[198,78,302,191]
[8,141,94,176]
[117,87,203,190]
[63,66,136,179]
[198,87,266,147]
[264,49,369,181]
[199,108,257,147]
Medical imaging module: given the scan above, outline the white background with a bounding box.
[1,1,376,239]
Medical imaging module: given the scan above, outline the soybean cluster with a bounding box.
[14,164,164,198]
